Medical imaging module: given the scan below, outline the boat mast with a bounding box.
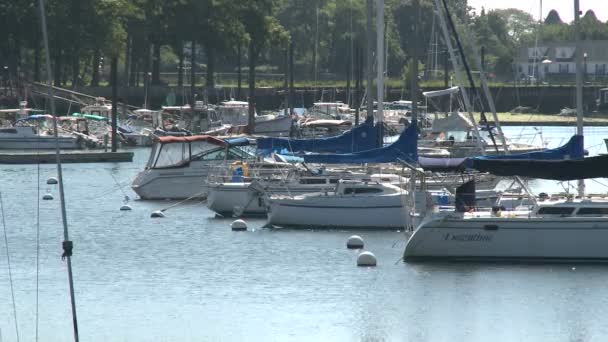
[37,0,80,341]
[432,0,484,153]
[574,0,585,197]
[411,0,419,122]
[366,0,374,129]
[376,0,384,129]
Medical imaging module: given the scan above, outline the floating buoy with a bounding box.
[346,235,364,249]
[231,219,247,231]
[151,210,165,218]
[42,193,54,200]
[120,204,132,211]
[46,177,58,185]
[357,251,377,267]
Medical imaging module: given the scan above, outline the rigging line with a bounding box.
[0,193,20,342]
[35,119,41,342]
[37,0,80,341]
[108,172,130,199]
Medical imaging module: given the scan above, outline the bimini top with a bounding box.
[257,116,377,154]
[157,135,227,146]
[302,120,418,164]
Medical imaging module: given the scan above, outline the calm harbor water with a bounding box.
[0,126,607,341]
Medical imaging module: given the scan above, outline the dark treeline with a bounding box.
[1,0,607,92]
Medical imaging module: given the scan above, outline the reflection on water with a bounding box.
[0,127,606,341]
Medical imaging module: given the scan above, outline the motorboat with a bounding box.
[216,100,293,136]
[131,135,293,200]
[0,115,83,149]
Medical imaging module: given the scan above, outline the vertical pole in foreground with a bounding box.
[574,0,585,197]
[111,57,118,152]
[36,0,79,341]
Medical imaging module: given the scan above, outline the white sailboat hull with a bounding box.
[267,194,406,229]
[404,216,608,261]
[206,183,334,217]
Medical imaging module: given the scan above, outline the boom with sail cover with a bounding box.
[256,116,378,154]
[418,135,585,173]
[302,120,418,164]
[469,154,608,181]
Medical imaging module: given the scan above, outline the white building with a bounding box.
[516,40,608,81]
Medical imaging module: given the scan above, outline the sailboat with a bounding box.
[403,0,608,262]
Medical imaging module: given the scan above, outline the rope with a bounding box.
[158,190,209,212]
[0,193,20,342]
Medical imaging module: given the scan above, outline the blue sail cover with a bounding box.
[302,120,418,164]
[419,135,584,173]
[471,135,584,162]
[256,116,377,154]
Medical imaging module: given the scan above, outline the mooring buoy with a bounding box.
[357,251,377,267]
[42,193,54,200]
[120,204,132,211]
[346,235,364,249]
[46,177,58,185]
[151,210,165,218]
[231,219,247,231]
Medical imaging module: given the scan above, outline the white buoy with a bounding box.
[46,177,58,185]
[357,251,377,267]
[151,210,165,218]
[231,219,247,231]
[42,193,54,200]
[120,205,132,211]
[346,235,364,249]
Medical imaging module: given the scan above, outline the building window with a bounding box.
[518,65,523,73]
[528,65,533,75]
[544,65,549,73]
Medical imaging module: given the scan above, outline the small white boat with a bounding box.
[0,126,82,149]
[266,180,409,229]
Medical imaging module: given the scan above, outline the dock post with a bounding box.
[111,56,118,152]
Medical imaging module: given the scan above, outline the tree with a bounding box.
[238,0,288,132]
[544,9,564,25]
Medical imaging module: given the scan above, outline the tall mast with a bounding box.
[37,0,80,341]
[432,0,484,153]
[376,0,384,127]
[366,0,374,124]
[574,0,585,197]
[411,0,419,122]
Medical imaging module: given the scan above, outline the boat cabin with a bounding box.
[145,135,256,170]
[598,88,608,112]
[80,97,112,119]
[308,102,351,120]
[535,200,608,217]
[334,180,401,196]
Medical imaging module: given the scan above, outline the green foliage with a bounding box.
[5,0,608,90]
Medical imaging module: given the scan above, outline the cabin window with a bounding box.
[0,128,17,134]
[344,187,384,195]
[576,207,608,215]
[537,206,575,216]
[200,149,226,161]
[153,142,188,168]
[300,178,327,185]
